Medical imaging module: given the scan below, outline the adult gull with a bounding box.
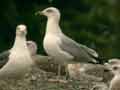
[0,24,33,80]
[36,7,99,81]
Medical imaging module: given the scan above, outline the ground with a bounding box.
[0,65,112,90]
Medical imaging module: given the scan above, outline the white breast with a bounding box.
[110,75,120,90]
[44,34,60,56]
[43,33,73,65]
[0,47,33,79]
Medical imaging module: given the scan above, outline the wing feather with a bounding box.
[0,50,10,68]
[59,34,97,63]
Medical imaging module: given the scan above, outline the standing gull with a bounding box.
[0,24,33,79]
[36,7,99,81]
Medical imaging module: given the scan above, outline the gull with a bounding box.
[107,64,120,90]
[0,24,33,80]
[26,41,37,56]
[26,40,52,65]
[35,7,99,81]
[25,40,52,80]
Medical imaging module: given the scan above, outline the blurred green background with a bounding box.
[0,0,120,59]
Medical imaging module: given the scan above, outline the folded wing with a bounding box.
[0,51,10,68]
[59,34,98,63]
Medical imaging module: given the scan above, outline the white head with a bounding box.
[36,7,60,20]
[111,65,120,75]
[16,24,27,37]
[105,62,120,75]
[26,41,37,56]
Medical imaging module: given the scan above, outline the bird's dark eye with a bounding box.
[46,9,53,13]
[113,66,118,70]
[27,42,30,46]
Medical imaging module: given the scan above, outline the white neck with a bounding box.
[12,35,27,50]
[46,17,62,34]
[113,74,120,81]
[113,71,120,77]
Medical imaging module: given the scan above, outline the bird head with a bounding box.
[111,65,120,75]
[35,7,60,20]
[105,62,120,75]
[27,41,37,56]
[16,24,27,37]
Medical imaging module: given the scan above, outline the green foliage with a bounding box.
[0,0,120,59]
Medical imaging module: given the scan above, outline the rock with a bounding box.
[0,64,112,90]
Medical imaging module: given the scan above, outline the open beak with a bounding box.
[35,11,44,16]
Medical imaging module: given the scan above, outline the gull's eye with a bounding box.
[27,42,30,46]
[113,66,118,70]
[46,9,53,13]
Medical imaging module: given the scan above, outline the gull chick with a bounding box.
[36,7,99,81]
[27,41,37,56]
[0,25,33,79]
[26,41,52,65]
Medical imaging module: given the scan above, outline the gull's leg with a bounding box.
[57,64,61,80]
[58,65,68,83]
[65,65,69,80]
[48,64,68,83]
[48,64,61,82]
[57,64,69,80]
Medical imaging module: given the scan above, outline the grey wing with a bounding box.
[79,44,98,57]
[0,50,10,68]
[59,34,97,63]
